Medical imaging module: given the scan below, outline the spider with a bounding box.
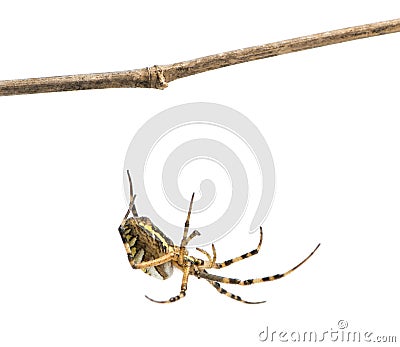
[118,170,320,304]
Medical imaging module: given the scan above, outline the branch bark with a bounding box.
[1,18,399,97]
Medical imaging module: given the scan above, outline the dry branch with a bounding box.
[1,18,399,96]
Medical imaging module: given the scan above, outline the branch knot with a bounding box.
[149,65,168,90]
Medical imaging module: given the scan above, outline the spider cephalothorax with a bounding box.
[118,170,320,304]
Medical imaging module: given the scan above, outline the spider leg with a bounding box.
[207,281,266,304]
[197,243,320,285]
[127,252,174,270]
[186,229,200,245]
[211,244,216,266]
[126,170,138,217]
[120,194,137,229]
[196,244,217,269]
[196,247,213,263]
[213,227,263,269]
[145,263,191,303]
[179,193,195,264]
[119,170,138,230]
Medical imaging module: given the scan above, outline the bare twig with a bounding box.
[1,18,399,96]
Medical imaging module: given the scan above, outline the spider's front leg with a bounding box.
[127,253,174,270]
[126,170,139,217]
[145,262,191,304]
[179,193,195,264]
[119,170,139,231]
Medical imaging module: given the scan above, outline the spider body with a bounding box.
[119,170,320,304]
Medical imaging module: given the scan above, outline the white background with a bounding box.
[0,1,399,346]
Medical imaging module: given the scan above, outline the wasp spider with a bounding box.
[118,171,320,304]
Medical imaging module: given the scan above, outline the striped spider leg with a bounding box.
[197,239,320,303]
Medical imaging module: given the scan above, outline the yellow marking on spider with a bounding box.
[129,237,137,247]
[142,222,171,250]
[124,243,131,254]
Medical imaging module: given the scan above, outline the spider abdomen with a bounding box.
[120,216,174,280]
